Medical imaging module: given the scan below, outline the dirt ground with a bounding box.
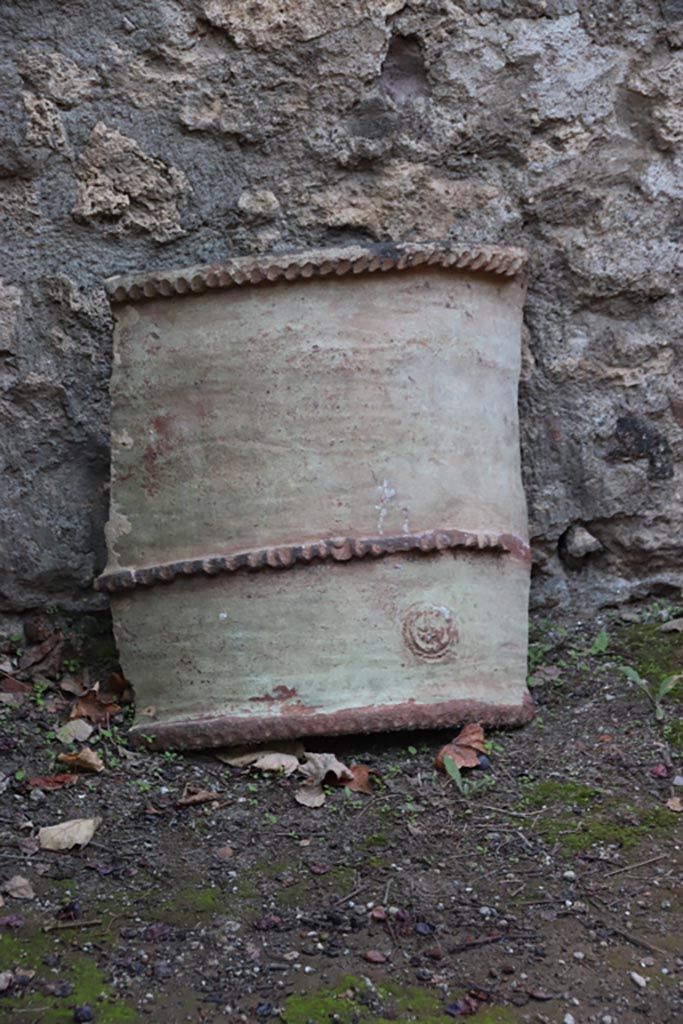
[1,599,682,1024]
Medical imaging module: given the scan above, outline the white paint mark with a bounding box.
[374,479,396,535]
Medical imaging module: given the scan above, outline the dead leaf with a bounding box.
[0,676,31,694]
[175,786,221,808]
[216,845,233,861]
[28,774,79,791]
[216,740,305,769]
[295,752,353,807]
[666,796,683,813]
[328,763,377,794]
[253,751,301,775]
[658,618,683,633]
[70,686,121,724]
[59,673,89,697]
[435,722,487,772]
[0,693,24,706]
[1,876,34,901]
[294,785,326,808]
[18,632,64,679]
[38,817,100,851]
[56,719,93,744]
[57,748,104,774]
[530,666,562,686]
[365,949,388,963]
[101,671,134,705]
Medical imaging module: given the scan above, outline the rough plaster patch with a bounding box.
[303,161,500,237]
[73,122,190,241]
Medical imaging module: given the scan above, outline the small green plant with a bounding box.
[622,666,682,721]
[14,769,26,782]
[442,756,494,800]
[263,812,278,825]
[407,745,417,756]
[590,628,610,655]
[32,680,49,710]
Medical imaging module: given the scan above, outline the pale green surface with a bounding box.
[114,550,529,727]
[107,268,527,571]
[107,263,529,734]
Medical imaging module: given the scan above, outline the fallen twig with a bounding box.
[333,883,369,906]
[43,917,103,933]
[604,853,666,878]
[448,932,505,953]
[605,923,669,957]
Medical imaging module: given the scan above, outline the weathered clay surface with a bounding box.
[105,255,530,743]
[1,1,682,614]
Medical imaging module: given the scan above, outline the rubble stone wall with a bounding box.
[2,0,682,615]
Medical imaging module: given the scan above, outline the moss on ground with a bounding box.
[664,719,683,756]
[520,781,680,855]
[617,621,683,697]
[0,928,137,1023]
[521,780,599,809]
[283,973,522,1023]
[158,879,222,925]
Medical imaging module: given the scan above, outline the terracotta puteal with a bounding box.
[98,241,533,750]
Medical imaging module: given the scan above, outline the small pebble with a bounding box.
[563,870,577,882]
[29,788,45,804]
[673,775,683,788]
[573,951,585,962]
[563,1014,576,1024]
[630,971,647,988]
[479,906,493,918]
[74,1007,94,1023]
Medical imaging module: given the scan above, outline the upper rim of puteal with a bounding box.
[104,239,529,304]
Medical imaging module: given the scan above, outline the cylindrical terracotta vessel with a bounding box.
[98,242,533,750]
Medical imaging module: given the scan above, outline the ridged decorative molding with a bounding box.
[105,241,528,304]
[96,528,530,593]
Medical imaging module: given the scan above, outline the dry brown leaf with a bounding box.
[0,693,24,706]
[216,845,233,861]
[294,785,326,808]
[530,666,562,686]
[57,748,104,774]
[216,740,305,769]
[331,764,375,795]
[295,752,353,807]
[56,719,93,744]
[175,786,221,808]
[59,673,89,697]
[435,722,487,772]
[101,671,134,705]
[28,774,79,791]
[2,876,34,900]
[17,632,64,679]
[0,676,31,695]
[666,796,683,813]
[38,817,100,851]
[70,686,121,724]
[658,618,683,633]
[253,752,301,775]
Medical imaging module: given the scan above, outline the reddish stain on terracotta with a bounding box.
[141,413,177,497]
[249,685,299,704]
